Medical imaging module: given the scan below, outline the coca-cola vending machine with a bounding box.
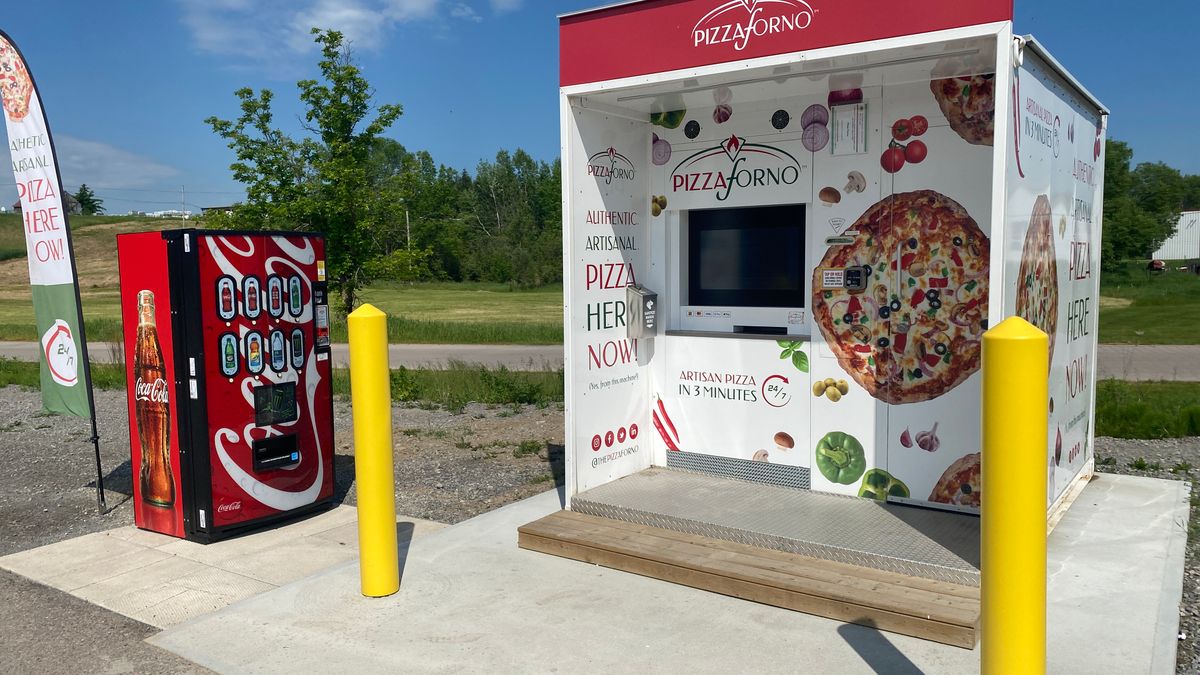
[117,230,335,542]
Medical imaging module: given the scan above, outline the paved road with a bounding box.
[1,341,1196,380]
[1093,345,1200,382]
[0,341,565,372]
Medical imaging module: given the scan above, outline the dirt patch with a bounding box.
[1099,296,1135,309]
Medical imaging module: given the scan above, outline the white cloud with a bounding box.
[489,0,523,12]
[449,3,483,22]
[53,135,180,189]
[177,0,476,72]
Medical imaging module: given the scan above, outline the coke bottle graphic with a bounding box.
[220,281,233,316]
[134,290,175,508]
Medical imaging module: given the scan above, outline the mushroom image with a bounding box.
[774,432,794,453]
[844,171,867,193]
[752,449,770,462]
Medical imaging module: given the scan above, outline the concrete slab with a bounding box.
[147,474,1190,674]
[0,506,447,630]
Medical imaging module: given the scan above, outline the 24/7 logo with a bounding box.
[586,147,636,185]
[40,319,78,386]
[693,0,815,52]
[670,134,804,201]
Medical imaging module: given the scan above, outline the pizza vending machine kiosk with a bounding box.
[117,230,335,542]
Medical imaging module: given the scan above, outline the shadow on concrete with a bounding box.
[545,442,567,508]
[332,454,357,506]
[396,521,415,582]
[837,620,924,674]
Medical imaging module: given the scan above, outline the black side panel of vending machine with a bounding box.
[164,230,216,543]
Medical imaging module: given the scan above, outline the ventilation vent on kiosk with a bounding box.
[666,451,810,490]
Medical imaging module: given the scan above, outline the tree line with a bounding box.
[203,30,1196,309]
[204,28,561,310]
[1102,139,1200,269]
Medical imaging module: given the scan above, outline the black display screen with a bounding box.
[687,203,806,308]
[253,382,297,427]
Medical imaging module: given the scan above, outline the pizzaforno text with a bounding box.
[694,7,813,51]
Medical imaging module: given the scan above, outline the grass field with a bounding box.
[0,358,563,409]
[1095,379,1200,438]
[2,213,1196,346]
[1099,260,1200,344]
[0,215,562,344]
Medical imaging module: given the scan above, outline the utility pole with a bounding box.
[180,185,186,220]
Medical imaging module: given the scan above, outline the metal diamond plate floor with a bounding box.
[572,468,980,586]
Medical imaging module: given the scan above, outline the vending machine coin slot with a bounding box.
[252,434,300,472]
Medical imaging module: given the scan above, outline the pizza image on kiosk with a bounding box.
[929,57,995,147]
[928,452,981,508]
[0,37,34,122]
[813,190,990,405]
[1014,194,1058,370]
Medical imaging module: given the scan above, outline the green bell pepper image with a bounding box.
[814,431,866,484]
[858,468,910,500]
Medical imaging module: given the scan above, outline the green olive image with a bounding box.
[823,377,836,388]
[825,388,842,402]
[813,381,827,396]
[836,380,849,395]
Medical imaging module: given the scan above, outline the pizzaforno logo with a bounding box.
[586,147,636,185]
[693,0,815,51]
[670,134,804,201]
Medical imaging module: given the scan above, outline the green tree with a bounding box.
[1100,139,1180,268]
[73,184,104,215]
[205,28,402,311]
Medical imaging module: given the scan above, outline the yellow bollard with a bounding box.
[981,316,1048,674]
[348,304,399,597]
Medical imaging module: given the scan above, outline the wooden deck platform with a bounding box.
[518,510,980,649]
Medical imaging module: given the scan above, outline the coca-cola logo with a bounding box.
[217,501,242,513]
[135,377,169,404]
[693,0,815,52]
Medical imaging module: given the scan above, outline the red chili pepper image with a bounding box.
[656,398,679,443]
[653,410,680,452]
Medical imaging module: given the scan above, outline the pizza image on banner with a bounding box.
[1014,194,1058,370]
[929,57,995,147]
[0,36,34,122]
[928,452,981,507]
[812,190,990,404]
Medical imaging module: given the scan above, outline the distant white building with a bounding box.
[1152,211,1200,260]
[147,209,193,219]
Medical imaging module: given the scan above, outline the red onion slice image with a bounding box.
[802,122,829,152]
[652,137,672,165]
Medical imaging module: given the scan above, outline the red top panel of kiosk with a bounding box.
[560,0,1012,86]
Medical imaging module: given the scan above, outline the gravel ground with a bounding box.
[0,385,1194,672]
[1094,436,1199,675]
[0,385,564,674]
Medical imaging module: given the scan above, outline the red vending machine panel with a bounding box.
[117,233,186,537]
[118,230,334,543]
[196,234,334,528]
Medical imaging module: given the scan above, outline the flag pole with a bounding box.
[61,220,107,514]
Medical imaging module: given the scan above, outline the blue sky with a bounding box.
[2,0,1197,215]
